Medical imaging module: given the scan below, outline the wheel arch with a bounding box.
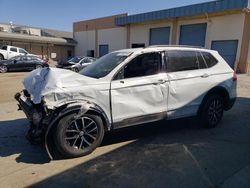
[45,101,110,159]
[198,86,230,116]
[0,53,4,59]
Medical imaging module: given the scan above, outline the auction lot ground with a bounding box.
[0,72,250,188]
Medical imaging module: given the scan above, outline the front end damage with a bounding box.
[15,89,109,159]
[15,68,110,159]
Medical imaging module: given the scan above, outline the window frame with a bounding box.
[112,51,165,81]
[164,50,209,73]
[10,47,18,52]
[200,51,218,68]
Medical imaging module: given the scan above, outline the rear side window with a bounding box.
[10,48,17,52]
[2,46,7,50]
[201,52,218,68]
[19,49,27,54]
[166,50,207,72]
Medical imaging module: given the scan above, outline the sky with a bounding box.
[0,0,214,32]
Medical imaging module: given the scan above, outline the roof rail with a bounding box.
[146,45,205,49]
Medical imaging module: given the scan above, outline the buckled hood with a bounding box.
[23,68,107,109]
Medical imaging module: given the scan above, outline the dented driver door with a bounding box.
[110,52,169,128]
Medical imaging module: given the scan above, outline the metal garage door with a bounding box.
[99,45,109,57]
[150,27,170,45]
[179,23,207,47]
[211,40,238,69]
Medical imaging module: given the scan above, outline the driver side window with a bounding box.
[114,52,161,80]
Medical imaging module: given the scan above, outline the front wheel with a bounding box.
[54,113,104,158]
[0,65,8,73]
[35,64,43,69]
[72,67,79,72]
[200,95,224,128]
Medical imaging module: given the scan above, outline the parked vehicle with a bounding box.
[15,46,237,159]
[0,45,29,60]
[56,56,84,68]
[71,57,96,72]
[56,56,96,72]
[0,55,48,73]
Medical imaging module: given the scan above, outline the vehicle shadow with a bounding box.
[0,118,49,164]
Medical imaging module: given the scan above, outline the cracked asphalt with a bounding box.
[0,72,250,188]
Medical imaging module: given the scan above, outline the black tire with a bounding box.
[72,67,79,72]
[54,113,104,158]
[200,94,224,128]
[0,54,4,60]
[0,65,8,73]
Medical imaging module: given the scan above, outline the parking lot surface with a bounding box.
[0,72,250,188]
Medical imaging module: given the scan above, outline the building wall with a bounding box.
[176,13,245,70]
[74,30,95,56]
[98,27,127,56]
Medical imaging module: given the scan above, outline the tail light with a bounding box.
[232,72,237,81]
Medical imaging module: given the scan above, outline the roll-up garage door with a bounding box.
[179,23,207,47]
[150,27,170,45]
[211,40,238,69]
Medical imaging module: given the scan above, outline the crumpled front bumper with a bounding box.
[14,91,34,121]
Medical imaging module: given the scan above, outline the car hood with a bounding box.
[23,67,107,108]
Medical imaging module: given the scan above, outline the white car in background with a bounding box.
[0,45,29,60]
[15,46,237,159]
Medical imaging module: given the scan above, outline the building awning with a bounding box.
[115,0,250,26]
[0,32,77,46]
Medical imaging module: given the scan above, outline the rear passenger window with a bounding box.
[201,52,218,68]
[10,48,17,52]
[166,50,207,72]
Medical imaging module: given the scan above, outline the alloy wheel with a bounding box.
[208,99,223,126]
[0,65,7,73]
[65,117,98,150]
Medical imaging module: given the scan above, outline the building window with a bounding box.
[131,43,145,48]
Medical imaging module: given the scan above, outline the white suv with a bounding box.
[15,46,237,159]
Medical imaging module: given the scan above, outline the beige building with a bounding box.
[0,23,76,61]
[73,0,250,73]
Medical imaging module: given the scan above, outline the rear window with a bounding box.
[10,48,17,52]
[19,49,27,54]
[201,52,218,68]
[166,50,207,72]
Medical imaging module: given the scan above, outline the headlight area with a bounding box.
[15,90,52,144]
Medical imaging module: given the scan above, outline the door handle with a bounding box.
[153,79,167,85]
[201,73,209,78]
[120,80,125,84]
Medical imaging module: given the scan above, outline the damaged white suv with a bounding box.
[15,46,237,159]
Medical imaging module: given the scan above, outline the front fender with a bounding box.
[45,101,110,159]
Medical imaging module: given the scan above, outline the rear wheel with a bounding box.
[0,65,8,73]
[54,113,104,158]
[200,94,224,128]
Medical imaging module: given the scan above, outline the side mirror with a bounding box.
[13,60,17,63]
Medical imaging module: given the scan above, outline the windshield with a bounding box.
[68,57,83,63]
[80,52,130,78]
